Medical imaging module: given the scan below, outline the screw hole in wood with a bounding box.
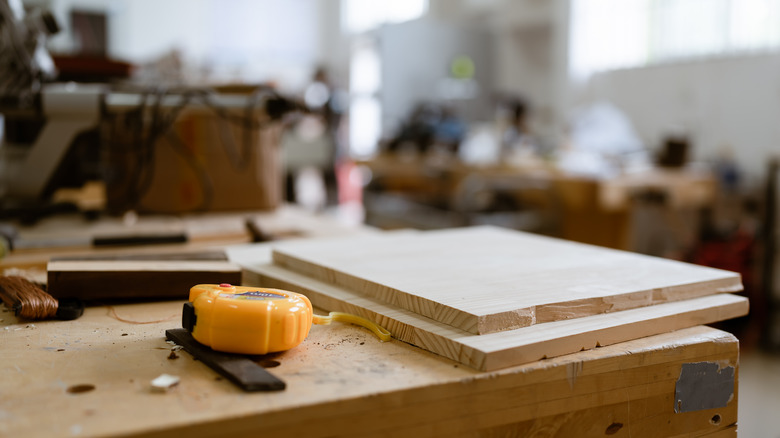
[67,384,95,394]
[605,422,623,435]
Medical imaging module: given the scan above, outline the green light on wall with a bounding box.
[450,55,475,79]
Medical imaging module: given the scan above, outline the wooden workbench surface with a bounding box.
[1,299,738,438]
[0,207,739,437]
[0,204,376,272]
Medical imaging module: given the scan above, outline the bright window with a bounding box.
[570,0,780,80]
[342,0,428,34]
[349,45,381,95]
[348,42,382,157]
[342,0,427,157]
[349,97,382,157]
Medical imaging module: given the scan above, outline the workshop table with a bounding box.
[0,206,739,437]
[1,300,738,437]
[361,154,716,252]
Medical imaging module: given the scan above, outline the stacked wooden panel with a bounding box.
[230,226,747,371]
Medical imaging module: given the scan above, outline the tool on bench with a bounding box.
[166,283,391,391]
[183,283,390,354]
[0,275,84,320]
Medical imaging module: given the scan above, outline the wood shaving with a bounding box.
[150,374,180,392]
[108,306,177,324]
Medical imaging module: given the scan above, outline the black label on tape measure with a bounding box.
[220,291,286,301]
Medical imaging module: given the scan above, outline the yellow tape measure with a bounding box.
[183,284,391,355]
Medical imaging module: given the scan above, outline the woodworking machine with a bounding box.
[0,0,299,217]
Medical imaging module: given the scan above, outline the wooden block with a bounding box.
[271,226,743,335]
[245,261,748,371]
[47,257,241,300]
[165,328,285,392]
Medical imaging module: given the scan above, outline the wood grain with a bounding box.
[47,259,241,300]
[271,226,743,335]
[0,299,739,438]
[244,261,748,371]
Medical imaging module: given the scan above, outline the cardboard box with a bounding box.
[103,99,282,213]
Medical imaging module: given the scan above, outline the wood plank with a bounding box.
[271,226,743,335]
[244,261,748,371]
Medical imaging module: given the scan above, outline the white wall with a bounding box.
[204,0,320,90]
[379,18,494,133]
[37,0,323,91]
[109,0,210,63]
[492,25,556,139]
[425,0,569,144]
[35,0,211,62]
[585,53,780,182]
[315,0,350,88]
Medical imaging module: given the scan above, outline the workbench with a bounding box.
[0,207,740,437]
[1,302,738,437]
[361,153,716,252]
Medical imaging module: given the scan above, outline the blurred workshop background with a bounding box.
[1,1,780,433]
